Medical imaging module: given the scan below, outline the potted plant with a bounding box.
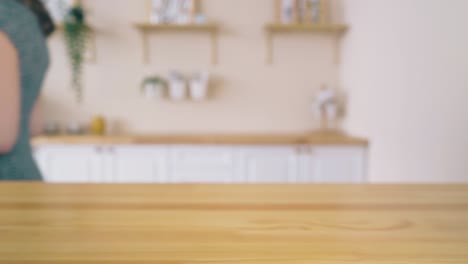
[141,76,166,100]
[63,2,89,103]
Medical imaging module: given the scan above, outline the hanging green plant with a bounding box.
[63,3,88,103]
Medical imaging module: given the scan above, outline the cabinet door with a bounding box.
[311,146,367,183]
[36,145,102,183]
[239,146,298,183]
[112,146,169,183]
[170,146,238,183]
[33,147,49,178]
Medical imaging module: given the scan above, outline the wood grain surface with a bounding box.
[1,184,467,263]
[32,131,368,146]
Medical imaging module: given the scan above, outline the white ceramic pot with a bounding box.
[189,80,208,101]
[143,83,164,100]
[169,80,187,101]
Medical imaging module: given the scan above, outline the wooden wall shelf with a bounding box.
[134,23,219,64]
[265,23,348,33]
[265,23,348,64]
[134,23,217,31]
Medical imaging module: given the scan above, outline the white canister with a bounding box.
[189,80,209,101]
[169,80,187,101]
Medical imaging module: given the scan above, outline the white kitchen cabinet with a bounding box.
[298,146,367,183]
[239,146,299,183]
[34,144,368,184]
[33,147,49,178]
[296,145,315,183]
[170,146,239,183]
[34,145,102,183]
[111,146,169,183]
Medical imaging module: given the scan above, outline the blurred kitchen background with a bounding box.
[35,0,468,183]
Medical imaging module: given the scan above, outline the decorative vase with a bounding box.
[325,104,338,130]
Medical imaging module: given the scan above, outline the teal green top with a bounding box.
[0,0,49,181]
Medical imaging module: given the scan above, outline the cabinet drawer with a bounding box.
[239,146,298,183]
[34,145,102,183]
[170,146,237,183]
[112,145,169,183]
[311,146,367,183]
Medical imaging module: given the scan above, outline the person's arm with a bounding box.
[29,98,43,136]
[0,32,20,153]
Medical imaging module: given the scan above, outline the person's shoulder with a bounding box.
[0,1,14,24]
[0,0,39,39]
[0,0,19,16]
[0,0,16,9]
[0,0,35,27]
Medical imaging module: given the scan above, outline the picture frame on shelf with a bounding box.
[148,0,198,24]
[41,0,74,23]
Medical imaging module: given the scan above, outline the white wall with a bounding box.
[341,0,468,182]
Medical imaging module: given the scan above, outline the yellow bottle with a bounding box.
[90,115,106,136]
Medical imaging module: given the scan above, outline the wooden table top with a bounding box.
[1,184,467,264]
[32,131,368,146]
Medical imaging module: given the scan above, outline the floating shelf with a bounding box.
[264,23,348,64]
[265,23,348,33]
[134,23,219,64]
[134,23,217,31]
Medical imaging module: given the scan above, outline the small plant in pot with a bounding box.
[141,76,166,100]
[63,2,89,103]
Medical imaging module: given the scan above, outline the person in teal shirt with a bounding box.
[0,0,54,181]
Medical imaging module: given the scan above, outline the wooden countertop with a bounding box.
[32,131,368,146]
[1,184,467,263]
